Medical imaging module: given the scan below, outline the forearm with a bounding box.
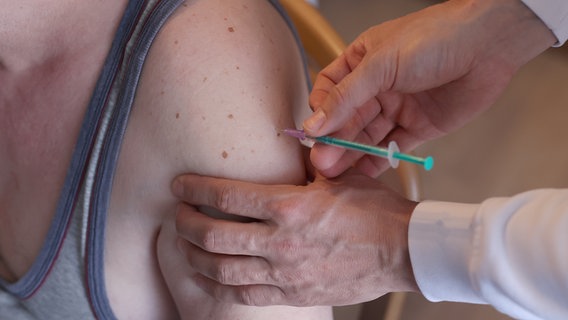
[455,0,557,70]
[409,189,568,320]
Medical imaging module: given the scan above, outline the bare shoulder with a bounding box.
[131,0,309,183]
[106,1,332,319]
[134,0,333,318]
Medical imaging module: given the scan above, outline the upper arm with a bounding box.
[102,2,333,318]
[126,1,330,317]
[133,0,309,185]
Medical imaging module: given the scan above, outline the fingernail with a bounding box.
[304,109,326,135]
[172,178,184,197]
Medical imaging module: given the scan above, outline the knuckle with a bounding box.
[268,267,288,285]
[266,191,303,222]
[266,269,320,306]
[352,112,368,133]
[238,287,273,307]
[266,200,289,222]
[239,288,258,306]
[214,261,234,285]
[200,227,218,251]
[269,264,302,286]
[215,184,237,213]
[330,84,349,108]
[284,286,316,307]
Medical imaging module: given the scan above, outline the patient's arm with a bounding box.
[106,0,331,318]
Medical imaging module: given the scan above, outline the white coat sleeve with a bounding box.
[521,0,568,46]
[409,189,568,320]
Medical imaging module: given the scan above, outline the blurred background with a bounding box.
[307,0,568,319]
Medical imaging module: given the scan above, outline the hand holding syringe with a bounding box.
[282,128,434,171]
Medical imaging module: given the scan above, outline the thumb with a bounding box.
[304,53,392,137]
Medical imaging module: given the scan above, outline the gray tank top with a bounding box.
[0,1,183,318]
[0,0,308,318]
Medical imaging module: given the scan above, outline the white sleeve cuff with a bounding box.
[521,0,568,46]
[408,201,486,304]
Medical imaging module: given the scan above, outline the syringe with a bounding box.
[282,128,434,171]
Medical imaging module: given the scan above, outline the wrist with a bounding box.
[460,0,556,70]
[394,200,420,293]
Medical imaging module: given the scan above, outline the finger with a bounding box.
[172,174,276,220]
[178,239,276,287]
[308,66,340,112]
[175,203,269,256]
[309,52,356,109]
[310,114,396,177]
[304,58,354,136]
[192,274,288,306]
[305,47,395,137]
[354,155,391,178]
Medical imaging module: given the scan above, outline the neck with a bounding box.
[0,0,128,73]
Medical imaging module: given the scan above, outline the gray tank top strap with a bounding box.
[85,0,185,317]
[0,0,184,318]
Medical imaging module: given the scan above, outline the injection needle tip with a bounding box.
[281,128,307,140]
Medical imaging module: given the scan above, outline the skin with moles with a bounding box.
[0,0,331,319]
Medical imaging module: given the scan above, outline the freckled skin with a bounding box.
[149,0,328,318]
[1,0,325,318]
